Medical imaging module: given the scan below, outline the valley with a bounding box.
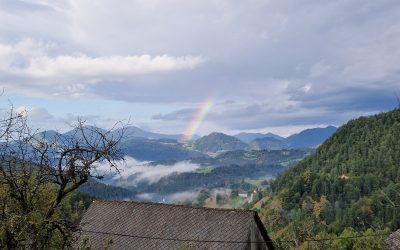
[68,126,332,204]
[34,111,400,248]
[74,109,400,248]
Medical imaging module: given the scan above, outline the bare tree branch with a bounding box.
[0,104,126,249]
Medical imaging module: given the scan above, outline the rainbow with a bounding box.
[181,98,214,142]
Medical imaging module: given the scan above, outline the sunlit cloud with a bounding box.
[0,39,203,98]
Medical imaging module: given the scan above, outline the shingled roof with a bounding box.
[78,200,275,249]
[386,229,400,250]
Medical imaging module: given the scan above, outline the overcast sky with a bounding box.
[0,0,399,136]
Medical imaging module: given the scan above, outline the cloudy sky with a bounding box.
[0,0,399,136]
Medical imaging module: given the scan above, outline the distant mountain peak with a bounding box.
[234,132,283,143]
[284,126,337,149]
[194,132,248,153]
[248,136,287,150]
[234,126,336,149]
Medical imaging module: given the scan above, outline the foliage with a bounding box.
[78,178,135,200]
[196,188,211,207]
[129,149,307,196]
[193,132,248,153]
[137,163,283,194]
[259,109,400,248]
[122,137,204,161]
[248,136,287,150]
[0,106,124,249]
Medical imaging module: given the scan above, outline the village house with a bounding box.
[78,200,275,249]
[238,190,249,198]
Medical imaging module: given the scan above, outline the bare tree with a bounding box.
[0,106,125,249]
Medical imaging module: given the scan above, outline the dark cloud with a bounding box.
[152,108,196,121]
[0,0,400,132]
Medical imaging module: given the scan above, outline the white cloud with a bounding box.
[15,106,54,121]
[14,53,202,78]
[309,62,332,78]
[301,83,312,93]
[12,105,107,132]
[135,190,200,203]
[0,39,203,98]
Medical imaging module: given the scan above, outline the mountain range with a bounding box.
[284,125,337,148]
[73,109,398,247]
[194,126,336,153]
[234,132,285,143]
[248,137,286,151]
[192,132,249,153]
[36,125,336,160]
[114,126,192,141]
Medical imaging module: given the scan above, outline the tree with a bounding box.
[197,188,211,207]
[0,105,125,249]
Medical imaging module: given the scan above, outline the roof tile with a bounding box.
[78,200,274,249]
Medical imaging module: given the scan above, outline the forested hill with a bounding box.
[259,108,400,248]
[193,132,248,153]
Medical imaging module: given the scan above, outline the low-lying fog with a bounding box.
[95,156,201,186]
[136,188,233,203]
[94,157,275,204]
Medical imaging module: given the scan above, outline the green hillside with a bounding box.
[259,109,400,249]
[193,132,248,153]
[78,178,136,200]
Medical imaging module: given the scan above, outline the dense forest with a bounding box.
[258,108,400,249]
[77,178,136,200]
[150,148,308,167]
[135,163,281,194]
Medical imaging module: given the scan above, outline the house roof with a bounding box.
[78,200,275,249]
[386,229,400,250]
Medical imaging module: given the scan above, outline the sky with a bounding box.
[0,0,399,137]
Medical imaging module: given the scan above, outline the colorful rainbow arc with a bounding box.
[181,98,214,142]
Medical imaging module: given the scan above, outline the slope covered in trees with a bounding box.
[78,178,136,200]
[259,109,400,249]
[193,132,248,153]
